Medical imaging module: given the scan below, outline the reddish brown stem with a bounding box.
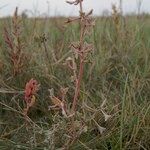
[72,57,84,112]
[71,0,85,112]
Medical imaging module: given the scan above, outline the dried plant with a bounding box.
[49,0,94,114]
[48,88,68,118]
[112,4,121,35]
[66,0,94,113]
[24,79,40,118]
[48,0,95,148]
[4,7,28,76]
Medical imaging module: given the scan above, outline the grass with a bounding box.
[0,7,150,150]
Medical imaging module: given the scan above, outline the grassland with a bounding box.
[0,13,150,149]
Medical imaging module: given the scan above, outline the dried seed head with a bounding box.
[25,79,40,103]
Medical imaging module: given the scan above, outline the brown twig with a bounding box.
[71,0,93,112]
[62,0,94,148]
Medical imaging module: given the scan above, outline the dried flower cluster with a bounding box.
[4,7,28,76]
[48,88,68,117]
[112,4,121,34]
[24,79,40,116]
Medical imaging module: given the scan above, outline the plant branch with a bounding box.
[71,0,85,112]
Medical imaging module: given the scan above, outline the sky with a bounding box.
[0,0,149,17]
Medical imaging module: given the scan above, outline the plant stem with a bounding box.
[71,0,85,112]
[72,58,84,112]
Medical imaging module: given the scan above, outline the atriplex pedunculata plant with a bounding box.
[4,7,28,76]
[66,0,95,113]
[49,0,95,117]
[48,0,95,148]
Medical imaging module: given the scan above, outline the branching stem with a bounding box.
[72,0,85,112]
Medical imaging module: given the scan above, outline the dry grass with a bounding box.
[0,1,150,150]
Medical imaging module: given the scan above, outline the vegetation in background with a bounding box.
[0,1,150,149]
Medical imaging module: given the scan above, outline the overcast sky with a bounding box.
[0,0,149,17]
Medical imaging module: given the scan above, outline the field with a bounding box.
[0,6,150,150]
